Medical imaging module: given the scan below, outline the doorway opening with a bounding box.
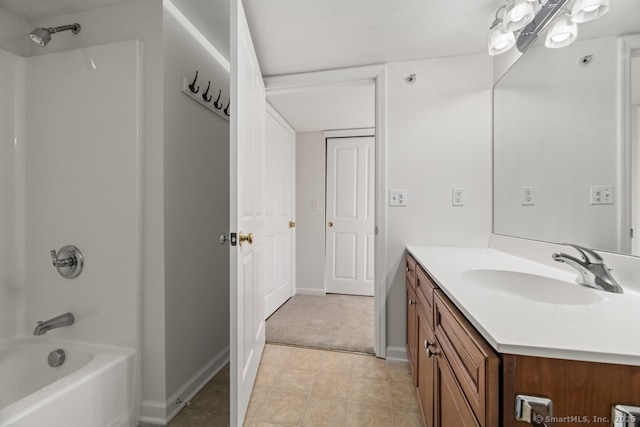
[263,81,378,354]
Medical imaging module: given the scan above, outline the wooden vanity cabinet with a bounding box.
[407,253,499,427]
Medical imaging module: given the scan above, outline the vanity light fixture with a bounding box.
[545,12,578,48]
[488,7,516,56]
[488,0,610,55]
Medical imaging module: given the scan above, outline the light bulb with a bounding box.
[571,0,609,23]
[503,0,535,31]
[545,15,578,48]
[488,22,516,56]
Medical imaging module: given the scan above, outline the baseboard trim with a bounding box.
[295,288,326,296]
[386,346,408,362]
[139,346,230,425]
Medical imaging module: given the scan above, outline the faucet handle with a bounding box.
[559,243,604,264]
[50,250,58,265]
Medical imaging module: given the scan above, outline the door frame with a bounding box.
[265,64,388,358]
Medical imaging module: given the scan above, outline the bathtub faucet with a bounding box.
[33,312,75,335]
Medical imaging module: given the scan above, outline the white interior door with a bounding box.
[230,0,266,425]
[264,106,295,317]
[325,136,375,296]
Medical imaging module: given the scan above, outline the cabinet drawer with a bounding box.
[406,254,417,290]
[434,291,499,427]
[416,265,436,325]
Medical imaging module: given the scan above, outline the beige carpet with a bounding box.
[265,294,374,354]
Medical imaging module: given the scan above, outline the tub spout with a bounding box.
[34,312,74,335]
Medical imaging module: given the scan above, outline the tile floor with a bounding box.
[168,344,425,427]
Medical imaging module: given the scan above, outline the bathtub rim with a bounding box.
[0,336,135,426]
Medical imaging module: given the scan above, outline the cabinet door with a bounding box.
[417,304,435,426]
[407,283,418,381]
[435,353,479,427]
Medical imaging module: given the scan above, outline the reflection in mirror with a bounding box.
[493,1,640,256]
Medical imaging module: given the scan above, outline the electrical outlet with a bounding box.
[590,185,614,205]
[389,190,407,207]
[522,187,535,206]
[452,188,464,206]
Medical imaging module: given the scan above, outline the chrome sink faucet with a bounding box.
[552,243,623,294]
[33,312,75,335]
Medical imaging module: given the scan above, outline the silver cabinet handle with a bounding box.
[515,395,552,426]
[612,405,640,427]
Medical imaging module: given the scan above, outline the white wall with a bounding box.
[295,132,327,294]
[0,6,29,56]
[385,54,493,353]
[0,49,24,342]
[494,38,620,252]
[29,0,165,418]
[162,5,230,420]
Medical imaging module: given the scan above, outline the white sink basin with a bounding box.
[460,269,605,305]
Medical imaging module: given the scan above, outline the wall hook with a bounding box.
[188,71,200,93]
[224,99,230,116]
[202,81,213,102]
[213,90,223,109]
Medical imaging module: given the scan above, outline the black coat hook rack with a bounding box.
[182,72,230,122]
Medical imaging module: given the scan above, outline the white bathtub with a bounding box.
[0,337,135,427]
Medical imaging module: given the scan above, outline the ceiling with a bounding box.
[243,0,504,77]
[267,84,375,132]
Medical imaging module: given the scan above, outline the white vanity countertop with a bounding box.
[407,246,640,366]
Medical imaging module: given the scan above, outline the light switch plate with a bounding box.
[590,185,614,205]
[389,190,407,207]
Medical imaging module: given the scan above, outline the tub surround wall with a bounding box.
[294,131,327,295]
[161,7,230,423]
[0,49,24,343]
[385,54,493,359]
[23,39,141,349]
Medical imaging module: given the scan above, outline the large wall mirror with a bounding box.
[493,0,640,256]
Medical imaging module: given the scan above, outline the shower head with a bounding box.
[29,23,81,47]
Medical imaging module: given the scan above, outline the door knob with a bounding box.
[328,222,333,228]
[289,221,296,228]
[238,232,253,246]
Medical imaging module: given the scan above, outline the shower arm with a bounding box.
[48,24,81,35]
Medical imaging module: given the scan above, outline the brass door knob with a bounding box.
[328,222,333,228]
[238,231,253,246]
[289,221,296,228]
